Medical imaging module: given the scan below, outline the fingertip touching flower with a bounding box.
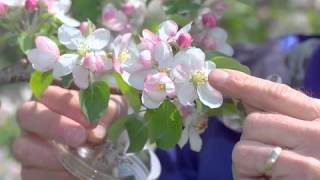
[176,32,193,49]
[202,12,217,28]
[0,2,8,15]
[142,73,175,109]
[25,0,39,12]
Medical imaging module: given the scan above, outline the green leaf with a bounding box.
[71,0,102,24]
[29,71,54,98]
[113,72,141,112]
[61,74,73,89]
[126,118,148,153]
[108,115,148,153]
[79,81,110,124]
[18,32,33,54]
[108,116,128,142]
[207,101,237,116]
[145,100,182,150]
[209,55,251,74]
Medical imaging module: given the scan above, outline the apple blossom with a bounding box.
[56,24,111,89]
[178,111,208,152]
[202,12,217,28]
[139,29,161,52]
[158,20,192,43]
[176,32,193,49]
[27,36,60,72]
[80,21,96,35]
[172,48,223,108]
[0,2,7,15]
[102,4,130,33]
[141,72,175,109]
[25,0,38,11]
[43,0,80,27]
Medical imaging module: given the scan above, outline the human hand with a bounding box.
[209,69,320,180]
[13,86,127,180]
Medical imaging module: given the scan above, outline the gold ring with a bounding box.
[264,146,282,176]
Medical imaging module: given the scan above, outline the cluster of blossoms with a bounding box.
[191,0,234,56]
[102,0,146,33]
[0,0,79,26]
[114,20,224,110]
[27,19,227,151]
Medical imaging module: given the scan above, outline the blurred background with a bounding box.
[1,0,320,179]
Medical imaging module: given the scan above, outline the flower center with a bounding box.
[119,49,130,63]
[78,42,90,57]
[192,70,207,85]
[156,83,166,91]
[196,120,208,131]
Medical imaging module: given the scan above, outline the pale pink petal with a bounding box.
[153,42,173,68]
[176,82,196,106]
[102,4,129,32]
[72,65,90,89]
[58,24,82,50]
[128,69,154,90]
[53,54,78,78]
[189,128,202,152]
[141,91,163,109]
[178,128,189,149]
[158,20,178,41]
[35,36,60,58]
[186,48,205,70]
[86,28,110,50]
[27,49,56,72]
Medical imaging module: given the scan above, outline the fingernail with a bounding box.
[87,124,107,144]
[209,69,229,86]
[65,126,87,147]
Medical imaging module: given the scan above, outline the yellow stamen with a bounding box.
[119,49,130,63]
[78,43,90,57]
[192,71,207,85]
[156,83,166,91]
[107,52,113,59]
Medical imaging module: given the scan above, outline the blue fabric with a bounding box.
[156,35,320,180]
[157,118,240,180]
[304,45,320,98]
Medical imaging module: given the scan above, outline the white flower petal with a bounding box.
[153,42,173,68]
[2,0,25,6]
[27,49,56,72]
[171,64,191,83]
[186,48,205,70]
[217,43,234,56]
[52,0,72,14]
[158,20,178,41]
[178,128,189,149]
[189,128,202,152]
[147,149,161,180]
[128,70,154,90]
[72,65,89,89]
[58,24,82,50]
[141,91,163,109]
[53,54,79,78]
[209,27,228,42]
[204,61,216,71]
[55,14,80,27]
[176,82,196,106]
[197,82,223,109]
[86,29,110,50]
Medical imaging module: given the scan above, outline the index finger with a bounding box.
[209,69,320,120]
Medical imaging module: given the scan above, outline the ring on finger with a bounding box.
[263,146,282,176]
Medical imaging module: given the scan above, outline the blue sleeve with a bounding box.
[157,118,240,180]
[304,44,320,98]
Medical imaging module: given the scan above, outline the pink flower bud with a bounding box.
[80,22,96,34]
[83,54,105,73]
[25,0,39,12]
[0,3,8,16]
[35,36,60,58]
[202,13,217,28]
[103,8,116,22]
[122,2,135,16]
[177,32,193,49]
